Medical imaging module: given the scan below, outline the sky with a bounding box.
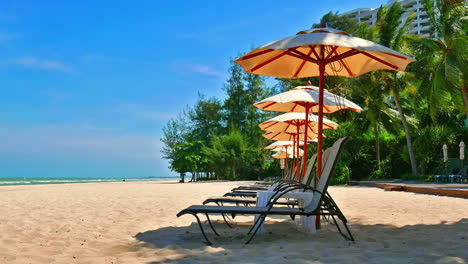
[0,0,388,178]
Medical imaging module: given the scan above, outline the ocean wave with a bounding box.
[0,177,179,186]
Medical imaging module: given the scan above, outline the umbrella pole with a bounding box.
[302,105,310,177]
[296,126,300,180]
[292,136,296,175]
[316,59,325,229]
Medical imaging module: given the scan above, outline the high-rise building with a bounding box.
[341,0,431,36]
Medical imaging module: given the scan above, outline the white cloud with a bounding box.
[14,57,73,73]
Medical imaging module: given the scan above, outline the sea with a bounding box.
[0,176,180,186]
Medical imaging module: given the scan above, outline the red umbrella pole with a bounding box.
[302,105,310,177]
[284,146,288,178]
[296,126,300,180]
[292,135,296,174]
[316,59,325,229]
[317,63,325,178]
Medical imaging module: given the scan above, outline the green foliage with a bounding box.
[161,3,467,183]
[312,11,359,35]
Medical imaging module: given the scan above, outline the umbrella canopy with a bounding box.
[235,27,415,79]
[254,85,362,113]
[265,140,304,150]
[272,147,303,159]
[236,27,415,181]
[259,112,338,134]
[263,131,321,141]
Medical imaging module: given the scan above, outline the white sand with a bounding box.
[0,181,467,264]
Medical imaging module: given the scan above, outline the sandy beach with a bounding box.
[1,180,467,264]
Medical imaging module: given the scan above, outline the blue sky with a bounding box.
[0,0,387,178]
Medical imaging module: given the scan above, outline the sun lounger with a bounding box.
[232,156,306,192]
[176,137,353,245]
[224,149,332,198]
[453,166,468,183]
[203,154,318,208]
[435,168,450,183]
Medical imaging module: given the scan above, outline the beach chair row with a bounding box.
[176,137,354,245]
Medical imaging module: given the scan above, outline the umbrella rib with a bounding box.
[262,121,278,130]
[326,49,360,64]
[382,52,409,60]
[251,51,289,72]
[324,46,339,61]
[359,51,398,70]
[261,101,277,110]
[239,49,275,61]
[289,49,318,64]
[309,45,321,61]
[323,104,331,113]
[333,50,354,76]
[294,47,314,78]
[290,104,298,112]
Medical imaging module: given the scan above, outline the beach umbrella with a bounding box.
[236,27,415,180]
[265,140,304,150]
[263,130,319,179]
[272,147,303,159]
[260,112,337,178]
[266,141,303,178]
[443,144,448,163]
[460,141,465,161]
[260,112,338,134]
[460,141,465,171]
[263,131,319,142]
[255,84,359,177]
[254,85,362,113]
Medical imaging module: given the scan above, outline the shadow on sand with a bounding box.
[133,218,468,264]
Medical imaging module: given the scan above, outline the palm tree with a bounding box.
[375,2,420,175]
[405,0,467,120]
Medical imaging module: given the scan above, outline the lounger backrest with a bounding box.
[306,137,349,212]
[297,155,305,181]
[308,148,332,188]
[301,154,317,185]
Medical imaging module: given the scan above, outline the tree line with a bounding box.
[162,0,467,182]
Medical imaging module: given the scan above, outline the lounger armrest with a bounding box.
[265,184,310,209]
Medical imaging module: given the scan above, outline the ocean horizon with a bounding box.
[0,176,180,186]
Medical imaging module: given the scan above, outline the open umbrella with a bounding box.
[255,84,359,177]
[265,140,304,150]
[236,27,414,180]
[265,140,304,179]
[260,112,337,178]
[260,112,338,134]
[255,85,362,113]
[272,147,303,159]
[263,130,319,179]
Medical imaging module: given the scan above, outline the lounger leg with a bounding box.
[247,214,264,234]
[191,213,213,245]
[245,214,267,244]
[330,215,354,241]
[205,213,220,236]
[215,202,233,228]
[342,220,355,241]
[221,213,233,228]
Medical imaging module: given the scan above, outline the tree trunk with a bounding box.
[374,121,381,170]
[462,84,468,121]
[391,86,419,176]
